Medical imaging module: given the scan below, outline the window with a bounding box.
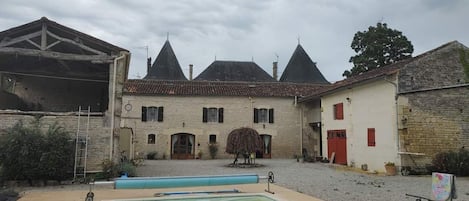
[141,106,164,122]
[254,108,274,123]
[148,134,156,144]
[209,134,217,144]
[333,103,344,120]
[367,128,376,147]
[202,107,224,123]
[327,129,347,139]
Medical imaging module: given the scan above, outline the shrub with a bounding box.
[118,162,136,177]
[38,122,74,183]
[101,159,118,180]
[100,159,137,179]
[0,119,44,185]
[147,151,158,160]
[432,148,469,176]
[208,143,218,159]
[0,119,75,185]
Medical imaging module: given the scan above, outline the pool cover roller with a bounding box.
[114,174,260,189]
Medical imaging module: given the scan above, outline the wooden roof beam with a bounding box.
[0,31,42,47]
[47,31,107,55]
[0,47,114,62]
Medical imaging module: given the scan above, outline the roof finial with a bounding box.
[167,32,169,41]
[297,35,301,45]
[214,55,217,61]
[275,53,279,62]
[252,56,254,62]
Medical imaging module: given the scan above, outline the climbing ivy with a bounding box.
[459,48,469,82]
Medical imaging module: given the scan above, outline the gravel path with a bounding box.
[137,159,469,201]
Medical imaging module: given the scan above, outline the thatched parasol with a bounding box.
[225,127,263,164]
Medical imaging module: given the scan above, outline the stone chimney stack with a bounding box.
[189,64,193,80]
[147,57,152,74]
[273,61,278,80]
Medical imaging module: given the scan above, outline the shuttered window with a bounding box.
[333,103,344,120]
[254,108,274,123]
[202,107,224,123]
[367,128,376,147]
[141,106,164,122]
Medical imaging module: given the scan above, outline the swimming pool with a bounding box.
[107,193,278,201]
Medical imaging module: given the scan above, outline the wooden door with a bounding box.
[327,130,347,165]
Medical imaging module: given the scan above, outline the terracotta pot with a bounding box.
[385,165,397,176]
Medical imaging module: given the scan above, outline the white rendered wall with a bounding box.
[321,79,399,172]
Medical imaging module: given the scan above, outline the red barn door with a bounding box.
[327,130,347,165]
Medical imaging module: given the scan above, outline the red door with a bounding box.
[327,130,347,165]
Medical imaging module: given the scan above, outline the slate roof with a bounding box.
[124,79,327,97]
[299,41,462,102]
[279,44,329,84]
[144,40,187,80]
[194,60,276,82]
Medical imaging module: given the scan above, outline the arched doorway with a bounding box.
[171,133,195,159]
[256,134,272,158]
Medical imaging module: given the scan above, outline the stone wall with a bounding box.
[0,114,111,171]
[399,42,467,92]
[398,87,469,166]
[397,42,469,167]
[120,95,302,160]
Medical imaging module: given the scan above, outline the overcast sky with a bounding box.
[1,0,468,82]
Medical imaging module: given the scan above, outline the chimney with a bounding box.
[189,64,193,80]
[273,62,278,80]
[147,57,152,74]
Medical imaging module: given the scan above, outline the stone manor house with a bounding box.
[1,18,468,174]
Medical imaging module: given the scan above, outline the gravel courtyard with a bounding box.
[137,159,469,201]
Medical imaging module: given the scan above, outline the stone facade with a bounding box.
[120,95,303,160]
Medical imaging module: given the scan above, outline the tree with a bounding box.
[343,22,413,78]
[225,127,263,164]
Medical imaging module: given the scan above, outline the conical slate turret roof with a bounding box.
[195,60,276,82]
[144,40,187,80]
[279,44,329,84]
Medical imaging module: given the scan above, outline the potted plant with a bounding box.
[384,162,397,176]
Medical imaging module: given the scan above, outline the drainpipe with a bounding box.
[383,76,400,160]
[300,105,304,155]
[249,96,254,127]
[110,52,129,160]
